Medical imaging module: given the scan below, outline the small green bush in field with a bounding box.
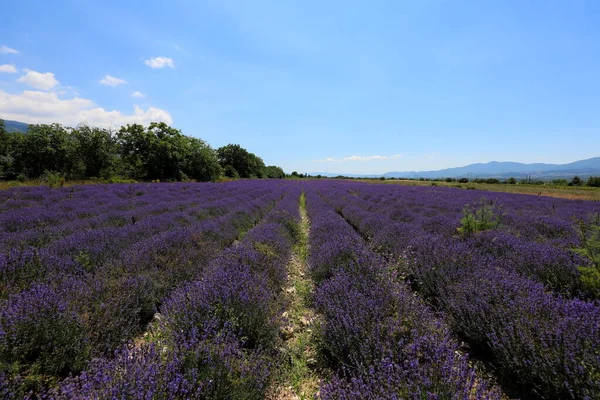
[40,170,65,188]
[457,197,501,238]
[572,213,600,297]
[578,267,600,298]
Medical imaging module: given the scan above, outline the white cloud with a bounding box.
[345,155,388,161]
[144,57,175,69]
[100,75,127,86]
[0,89,172,128]
[131,91,146,98]
[0,64,18,73]
[17,70,59,90]
[313,154,403,162]
[0,45,19,54]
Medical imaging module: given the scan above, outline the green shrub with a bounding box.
[578,267,600,298]
[457,197,501,238]
[572,214,600,297]
[40,170,65,188]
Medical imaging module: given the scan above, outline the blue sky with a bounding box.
[1,0,599,174]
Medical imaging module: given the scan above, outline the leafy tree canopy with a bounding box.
[0,121,283,183]
[217,144,266,179]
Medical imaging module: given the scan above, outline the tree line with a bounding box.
[0,119,284,182]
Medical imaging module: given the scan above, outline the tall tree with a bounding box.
[72,125,118,179]
[117,122,221,181]
[116,123,150,179]
[183,136,222,182]
[265,165,285,179]
[0,119,6,155]
[13,124,74,178]
[0,119,11,178]
[217,144,266,178]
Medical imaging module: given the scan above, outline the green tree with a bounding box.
[146,122,189,180]
[0,119,11,178]
[0,118,8,154]
[587,176,600,188]
[12,123,74,178]
[0,119,7,160]
[72,125,118,179]
[116,123,150,179]
[117,122,221,181]
[248,153,266,178]
[264,165,285,179]
[182,137,222,181]
[216,144,265,178]
[117,122,185,180]
[570,176,583,186]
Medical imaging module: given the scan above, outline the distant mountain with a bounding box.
[2,119,29,133]
[310,157,600,180]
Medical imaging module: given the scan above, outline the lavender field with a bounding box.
[1,180,599,399]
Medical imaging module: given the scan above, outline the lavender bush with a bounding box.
[315,180,600,399]
[306,188,501,399]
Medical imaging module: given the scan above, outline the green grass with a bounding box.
[295,192,309,262]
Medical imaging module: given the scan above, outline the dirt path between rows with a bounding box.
[268,193,322,400]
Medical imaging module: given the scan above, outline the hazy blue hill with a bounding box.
[384,158,600,179]
[558,158,600,170]
[311,157,600,179]
[3,120,29,133]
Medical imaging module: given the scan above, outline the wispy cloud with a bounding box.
[0,64,18,73]
[100,75,127,86]
[144,56,175,69]
[313,154,403,163]
[17,70,59,90]
[131,91,146,98]
[0,45,19,54]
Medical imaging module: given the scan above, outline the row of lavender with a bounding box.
[324,183,594,298]
[316,181,600,399]
[304,188,501,399]
[0,182,295,397]
[51,188,302,399]
[0,183,264,253]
